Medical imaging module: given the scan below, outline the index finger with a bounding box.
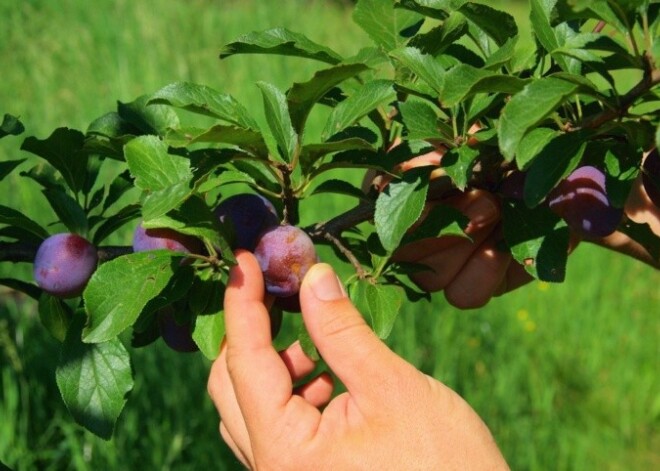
[220,250,293,428]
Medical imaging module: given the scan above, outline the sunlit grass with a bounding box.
[1,0,658,470]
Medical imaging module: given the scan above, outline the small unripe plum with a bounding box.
[158,308,198,353]
[132,222,202,254]
[33,233,98,298]
[214,193,279,250]
[642,148,660,207]
[548,165,622,238]
[254,225,318,297]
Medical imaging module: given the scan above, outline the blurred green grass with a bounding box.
[1,1,658,470]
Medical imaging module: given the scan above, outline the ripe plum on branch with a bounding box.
[33,233,98,298]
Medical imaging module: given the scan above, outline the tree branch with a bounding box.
[583,62,660,130]
[0,242,132,264]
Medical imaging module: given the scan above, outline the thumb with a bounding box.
[299,263,411,401]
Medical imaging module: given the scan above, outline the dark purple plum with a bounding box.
[33,233,98,298]
[214,193,279,250]
[642,148,660,207]
[498,170,527,200]
[254,225,318,297]
[132,222,202,254]
[548,165,622,238]
[158,307,198,353]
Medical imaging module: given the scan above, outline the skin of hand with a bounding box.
[369,142,660,308]
[208,251,509,471]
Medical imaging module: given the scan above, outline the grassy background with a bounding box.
[1,1,658,469]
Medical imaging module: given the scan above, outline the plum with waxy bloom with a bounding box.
[214,194,279,250]
[132,222,202,254]
[548,165,622,238]
[254,225,318,297]
[33,233,98,298]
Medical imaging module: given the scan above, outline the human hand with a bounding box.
[365,139,533,309]
[393,188,533,309]
[208,251,509,470]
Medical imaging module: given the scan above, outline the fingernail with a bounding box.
[309,264,346,301]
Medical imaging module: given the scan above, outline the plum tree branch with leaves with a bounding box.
[0,0,659,440]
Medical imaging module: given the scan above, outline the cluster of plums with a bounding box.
[31,149,660,350]
[33,193,319,351]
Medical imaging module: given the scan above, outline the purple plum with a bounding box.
[214,193,279,250]
[158,307,198,353]
[132,222,202,254]
[253,225,318,297]
[33,233,98,298]
[548,165,622,238]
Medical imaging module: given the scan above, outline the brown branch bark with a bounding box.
[582,64,660,130]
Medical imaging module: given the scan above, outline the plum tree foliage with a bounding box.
[1,0,659,439]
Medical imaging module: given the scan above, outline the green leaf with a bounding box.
[0,159,25,180]
[0,113,25,138]
[38,293,73,342]
[301,133,376,169]
[440,64,529,107]
[350,280,404,339]
[103,170,133,212]
[515,127,558,170]
[21,128,88,193]
[164,125,268,155]
[257,82,299,163]
[530,0,562,57]
[287,63,370,134]
[117,95,180,136]
[502,199,569,282]
[82,251,181,343]
[390,47,445,95]
[409,12,468,56]
[124,135,191,191]
[498,77,581,161]
[220,28,343,64]
[92,204,140,246]
[441,145,479,190]
[484,36,519,70]
[375,168,429,252]
[0,205,49,240]
[400,204,470,245]
[143,196,234,263]
[523,131,589,208]
[354,0,424,51]
[56,314,133,440]
[148,82,258,129]
[42,188,88,235]
[322,79,394,140]
[399,100,443,141]
[458,2,517,46]
[124,135,193,220]
[192,312,225,361]
[311,179,368,200]
[87,111,137,137]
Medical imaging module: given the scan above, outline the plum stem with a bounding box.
[306,201,375,278]
[279,163,297,225]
